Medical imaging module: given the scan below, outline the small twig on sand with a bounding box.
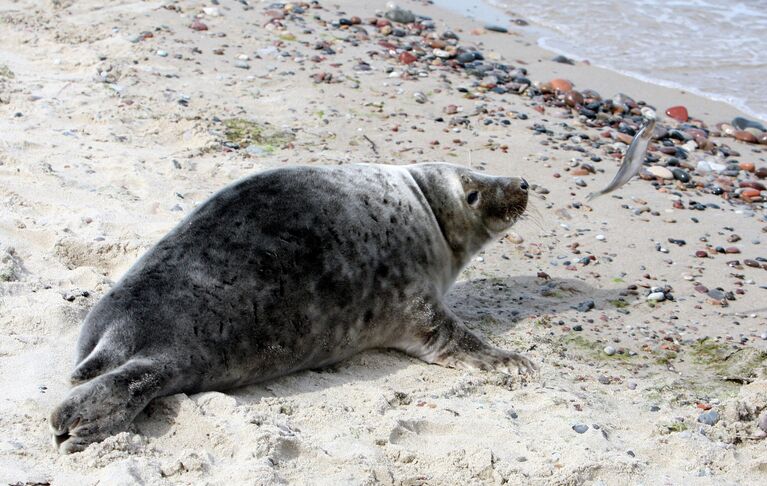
[363,135,378,155]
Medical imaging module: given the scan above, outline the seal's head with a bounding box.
[458,169,528,233]
[407,163,528,270]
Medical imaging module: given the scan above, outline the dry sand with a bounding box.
[1,0,766,484]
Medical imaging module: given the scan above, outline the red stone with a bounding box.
[756,167,767,179]
[550,78,573,92]
[564,90,584,107]
[665,105,689,122]
[740,188,761,200]
[739,181,766,190]
[399,51,417,64]
[695,250,708,258]
[735,130,758,143]
[190,20,208,31]
[739,162,756,172]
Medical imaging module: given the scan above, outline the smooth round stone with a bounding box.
[398,51,417,64]
[613,93,636,108]
[604,346,616,356]
[385,6,416,24]
[695,250,708,258]
[190,20,208,31]
[646,291,665,301]
[744,259,761,268]
[697,410,720,426]
[739,162,756,172]
[572,424,589,434]
[550,78,573,92]
[456,52,476,63]
[564,90,584,107]
[741,188,761,199]
[732,116,766,132]
[671,168,691,182]
[484,24,508,33]
[740,181,766,190]
[755,167,767,179]
[665,105,689,122]
[707,289,726,300]
[735,131,758,143]
[648,166,673,179]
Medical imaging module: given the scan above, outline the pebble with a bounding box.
[707,289,726,300]
[413,92,427,104]
[665,105,689,122]
[398,51,417,64]
[646,292,665,302]
[564,90,584,107]
[732,116,766,132]
[484,25,508,33]
[385,6,416,24]
[595,234,606,241]
[603,346,616,356]
[156,50,168,57]
[572,424,589,434]
[190,20,209,31]
[550,78,573,92]
[648,166,673,179]
[234,60,250,69]
[697,410,720,426]
[671,168,691,183]
[734,131,758,143]
[552,55,575,65]
[575,300,595,312]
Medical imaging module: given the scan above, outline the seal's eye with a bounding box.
[466,190,480,206]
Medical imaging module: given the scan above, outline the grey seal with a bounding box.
[50,162,534,453]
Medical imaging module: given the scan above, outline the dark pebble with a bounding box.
[552,55,575,65]
[671,168,691,183]
[485,24,508,33]
[732,116,766,132]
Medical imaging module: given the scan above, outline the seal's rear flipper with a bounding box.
[51,357,172,453]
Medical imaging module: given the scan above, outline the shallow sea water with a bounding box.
[434,0,767,122]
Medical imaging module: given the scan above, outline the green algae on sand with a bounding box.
[691,338,767,383]
[222,118,295,149]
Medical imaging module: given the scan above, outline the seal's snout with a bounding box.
[519,178,529,191]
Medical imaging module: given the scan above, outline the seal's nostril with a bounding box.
[519,178,529,191]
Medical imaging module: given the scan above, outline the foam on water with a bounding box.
[433,0,767,122]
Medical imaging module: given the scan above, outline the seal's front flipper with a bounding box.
[50,358,171,453]
[393,301,537,376]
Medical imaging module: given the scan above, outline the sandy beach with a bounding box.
[1,0,767,484]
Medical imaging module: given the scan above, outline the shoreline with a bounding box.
[433,0,767,124]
